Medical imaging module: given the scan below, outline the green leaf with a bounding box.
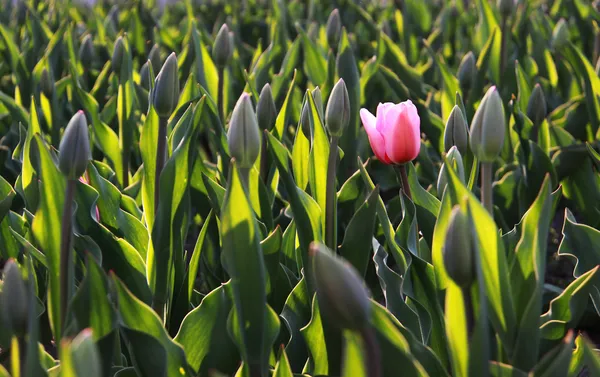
[425,42,460,122]
[530,332,574,377]
[273,347,294,377]
[489,362,528,377]
[274,70,297,139]
[221,160,271,370]
[292,126,310,191]
[307,90,330,234]
[475,0,501,83]
[341,330,367,377]
[300,295,328,375]
[0,175,15,223]
[515,61,532,112]
[187,211,213,302]
[406,162,441,249]
[174,284,239,376]
[297,26,326,86]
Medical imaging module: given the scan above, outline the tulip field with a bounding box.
[2,0,600,376]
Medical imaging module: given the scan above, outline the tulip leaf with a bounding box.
[474,0,501,83]
[341,330,367,377]
[280,276,311,371]
[297,27,326,86]
[530,332,574,377]
[187,211,213,302]
[274,70,297,139]
[292,126,310,191]
[273,347,294,377]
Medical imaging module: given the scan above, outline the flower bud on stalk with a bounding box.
[59,111,90,180]
[227,93,261,169]
[300,98,311,138]
[1,260,28,337]
[256,84,277,131]
[444,105,469,155]
[527,83,547,127]
[213,24,233,68]
[40,68,54,98]
[326,79,350,137]
[79,34,95,69]
[153,53,180,119]
[437,146,465,196]
[551,19,569,50]
[71,329,102,377]
[326,9,342,51]
[443,206,475,288]
[469,86,505,163]
[310,242,371,331]
[457,52,476,95]
[140,62,150,91]
[497,0,515,17]
[112,36,126,75]
[148,44,162,73]
[312,87,324,122]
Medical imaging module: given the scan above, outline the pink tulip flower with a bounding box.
[360,100,421,165]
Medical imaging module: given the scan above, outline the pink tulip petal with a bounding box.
[375,102,395,132]
[383,101,421,164]
[361,108,391,164]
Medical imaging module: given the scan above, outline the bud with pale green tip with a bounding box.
[300,98,311,137]
[213,24,233,68]
[469,86,505,162]
[0,260,28,337]
[153,53,180,118]
[443,205,475,288]
[79,34,95,68]
[256,83,277,131]
[551,19,569,50]
[59,111,90,180]
[112,36,126,75]
[312,87,324,121]
[444,105,469,155]
[140,61,150,91]
[40,68,54,98]
[325,78,350,137]
[457,52,476,94]
[497,0,515,17]
[527,83,547,126]
[228,93,261,169]
[148,44,162,72]
[437,146,465,196]
[71,329,102,377]
[310,242,371,330]
[326,9,342,50]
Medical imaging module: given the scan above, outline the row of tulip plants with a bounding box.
[1,0,600,376]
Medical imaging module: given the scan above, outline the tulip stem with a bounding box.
[217,66,225,124]
[326,136,339,250]
[155,116,168,213]
[462,286,475,338]
[395,164,412,201]
[260,133,268,183]
[359,326,381,377]
[239,166,251,191]
[480,162,493,215]
[59,178,76,338]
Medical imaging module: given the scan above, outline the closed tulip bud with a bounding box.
[140,62,150,91]
[527,84,547,126]
[1,260,28,337]
[59,111,90,179]
[326,9,342,50]
[312,87,324,121]
[444,105,469,155]
[469,86,505,162]
[79,34,95,68]
[443,206,475,288]
[326,78,350,137]
[497,0,515,17]
[551,19,569,50]
[256,84,277,131]
[437,146,465,196]
[107,5,119,29]
[153,53,180,118]
[228,93,261,168]
[148,44,162,72]
[71,329,102,377]
[300,99,311,137]
[458,52,476,93]
[40,68,54,98]
[213,24,233,68]
[310,242,371,330]
[112,36,125,74]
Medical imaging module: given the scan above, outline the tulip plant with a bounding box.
[1,0,600,377]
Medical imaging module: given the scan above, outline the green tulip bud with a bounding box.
[140,62,150,91]
[108,5,119,29]
[59,111,90,180]
[551,19,569,50]
[40,68,54,98]
[310,242,371,331]
[71,329,102,377]
[312,87,324,122]
[497,0,515,17]
[256,83,277,131]
[444,105,469,155]
[112,36,126,74]
[79,34,95,68]
[213,24,233,68]
[443,206,475,288]
[457,52,476,93]
[469,86,505,162]
[228,93,261,168]
[326,9,342,50]
[148,44,162,73]
[153,52,180,118]
[437,146,465,196]
[526,83,547,126]
[1,260,28,337]
[325,78,350,137]
[300,98,311,137]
